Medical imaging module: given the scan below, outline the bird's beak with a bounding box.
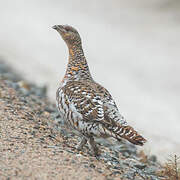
[52,25,58,30]
[52,25,66,33]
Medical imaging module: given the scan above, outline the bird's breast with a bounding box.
[56,87,83,129]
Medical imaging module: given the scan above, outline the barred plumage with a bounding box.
[53,25,146,155]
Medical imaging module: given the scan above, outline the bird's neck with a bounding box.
[64,45,93,81]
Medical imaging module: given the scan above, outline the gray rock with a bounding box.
[149,155,157,162]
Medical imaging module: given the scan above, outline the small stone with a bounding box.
[19,88,30,96]
[97,168,103,173]
[76,154,82,157]
[112,171,121,175]
[43,111,50,117]
[89,163,95,168]
[134,164,146,170]
[85,178,91,180]
[84,164,89,168]
[134,176,144,180]
[123,152,130,158]
[107,161,112,166]
[145,166,158,174]
[44,106,55,113]
[71,160,76,163]
[149,155,157,162]
[64,158,69,161]
[18,81,30,90]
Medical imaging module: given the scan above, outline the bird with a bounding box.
[52,24,146,156]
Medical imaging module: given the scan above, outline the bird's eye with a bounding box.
[64,27,71,32]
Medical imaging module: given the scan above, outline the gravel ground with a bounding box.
[0,61,166,179]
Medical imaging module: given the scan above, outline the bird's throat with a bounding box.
[65,46,92,81]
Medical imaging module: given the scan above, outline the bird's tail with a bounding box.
[106,124,147,146]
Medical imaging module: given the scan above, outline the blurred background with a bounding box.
[0,0,180,162]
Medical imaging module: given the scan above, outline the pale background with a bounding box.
[0,0,180,162]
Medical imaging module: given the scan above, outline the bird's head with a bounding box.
[52,25,81,48]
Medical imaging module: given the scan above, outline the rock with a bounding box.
[149,155,157,162]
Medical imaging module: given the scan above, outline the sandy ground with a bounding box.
[0,80,116,180]
[0,0,180,162]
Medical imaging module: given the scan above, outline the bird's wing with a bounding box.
[94,82,127,126]
[59,80,127,125]
[59,80,106,122]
